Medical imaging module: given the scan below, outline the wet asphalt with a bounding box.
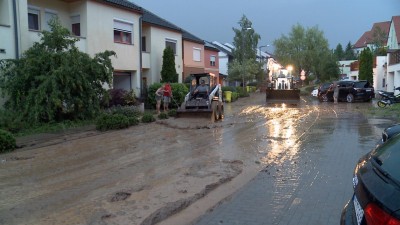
[195,98,394,225]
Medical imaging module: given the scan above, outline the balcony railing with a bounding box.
[389,50,400,66]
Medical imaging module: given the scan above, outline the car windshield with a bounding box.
[321,83,331,89]
[354,81,369,88]
[371,134,400,183]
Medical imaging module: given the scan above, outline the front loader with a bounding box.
[266,75,300,105]
[177,73,224,122]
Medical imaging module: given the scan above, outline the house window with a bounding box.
[210,55,216,66]
[165,39,177,55]
[142,36,146,52]
[0,0,10,25]
[44,11,57,31]
[28,7,40,30]
[114,20,133,44]
[71,15,80,36]
[193,48,201,62]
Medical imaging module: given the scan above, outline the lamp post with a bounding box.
[242,27,252,89]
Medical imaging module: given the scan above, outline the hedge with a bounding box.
[0,129,17,153]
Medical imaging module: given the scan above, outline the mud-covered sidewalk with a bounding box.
[0,93,320,225]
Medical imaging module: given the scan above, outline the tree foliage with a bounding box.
[161,47,178,83]
[228,15,260,84]
[0,18,115,124]
[359,47,373,83]
[273,24,330,80]
[371,27,387,56]
[321,54,341,81]
[334,43,344,60]
[344,42,356,60]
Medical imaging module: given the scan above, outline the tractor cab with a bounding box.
[189,73,217,100]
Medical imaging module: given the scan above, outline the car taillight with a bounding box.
[365,203,400,225]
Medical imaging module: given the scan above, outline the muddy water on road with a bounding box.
[1,93,383,225]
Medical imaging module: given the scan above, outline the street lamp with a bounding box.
[242,27,252,89]
[287,65,293,78]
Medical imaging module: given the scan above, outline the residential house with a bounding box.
[0,0,143,94]
[204,41,220,84]
[212,41,234,86]
[182,30,205,81]
[141,8,183,93]
[353,21,391,57]
[350,18,400,93]
[338,60,357,80]
[386,15,400,94]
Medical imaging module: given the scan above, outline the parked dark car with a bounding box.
[340,124,400,225]
[318,80,374,103]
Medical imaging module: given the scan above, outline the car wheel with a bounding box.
[346,94,354,103]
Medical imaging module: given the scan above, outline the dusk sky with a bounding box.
[131,0,400,53]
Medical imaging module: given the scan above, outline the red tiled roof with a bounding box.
[353,31,371,48]
[392,16,400,44]
[353,21,390,48]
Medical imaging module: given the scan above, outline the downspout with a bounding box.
[12,0,19,59]
[139,15,143,98]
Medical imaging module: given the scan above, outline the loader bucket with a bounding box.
[176,101,223,122]
[176,108,213,118]
[265,89,300,105]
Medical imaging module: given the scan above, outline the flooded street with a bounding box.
[0,93,394,225]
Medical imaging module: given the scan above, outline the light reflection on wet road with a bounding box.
[195,97,395,225]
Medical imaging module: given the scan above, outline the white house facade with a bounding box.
[386,16,400,95]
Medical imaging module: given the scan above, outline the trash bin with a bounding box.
[246,86,250,92]
[224,91,232,102]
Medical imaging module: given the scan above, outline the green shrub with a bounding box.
[108,106,141,118]
[168,109,177,117]
[127,117,139,126]
[221,86,237,92]
[96,113,130,131]
[0,129,16,153]
[231,92,239,101]
[141,113,155,123]
[158,112,169,119]
[237,87,250,97]
[0,109,25,133]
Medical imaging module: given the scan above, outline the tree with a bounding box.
[321,54,341,81]
[0,18,115,123]
[228,15,260,86]
[371,26,387,56]
[161,46,178,83]
[334,43,344,60]
[273,24,330,80]
[344,42,356,60]
[359,47,373,83]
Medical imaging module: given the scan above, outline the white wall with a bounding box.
[218,52,229,75]
[86,1,140,71]
[388,20,399,49]
[148,26,182,84]
[373,56,387,91]
[0,26,15,60]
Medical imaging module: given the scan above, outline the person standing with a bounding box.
[163,82,172,112]
[333,81,339,103]
[155,85,164,114]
